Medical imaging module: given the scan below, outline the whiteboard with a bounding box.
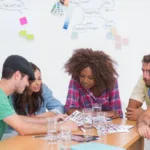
[0,0,150,110]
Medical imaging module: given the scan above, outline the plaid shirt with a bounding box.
[65,78,123,117]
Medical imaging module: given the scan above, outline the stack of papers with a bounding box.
[106,124,134,133]
[62,110,134,133]
[62,110,112,126]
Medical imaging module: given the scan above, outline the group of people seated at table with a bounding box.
[0,48,150,141]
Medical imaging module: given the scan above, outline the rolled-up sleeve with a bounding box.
[130,75,145,104]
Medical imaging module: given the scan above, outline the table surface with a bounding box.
[0,119,141,150]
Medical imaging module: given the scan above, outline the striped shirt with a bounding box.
[65,78,123,117]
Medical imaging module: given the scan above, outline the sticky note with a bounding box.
[20,17,28,25]
[122,38,129,46]
[115,34,121,43]
[115,43,122,49]
[106,32,114,40]
[27,34,34,40]
[19,30,27,36]
[71,32,78,39]
[111,28,117,36]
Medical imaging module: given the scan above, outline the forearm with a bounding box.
[36,112,56,118]
[66,108,81,115]
[110,100,123,118]
[20,122,47,135]
[113,108,123,118]
[105,110,120,118]
[19,115,47,124]
[127,99,143,108]
[137,110,150,126]
[4,114,47,136]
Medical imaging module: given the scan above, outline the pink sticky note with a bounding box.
[115,34,121,43]
[122,38,129,46]
[20,17,28,25]
[115,43,122,49]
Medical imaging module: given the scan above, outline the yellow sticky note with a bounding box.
[111,28,117,36]
[19,30,27,36]
[27,34,34,40]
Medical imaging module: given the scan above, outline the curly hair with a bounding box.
[13,62,44,115]
[64,48,118,90]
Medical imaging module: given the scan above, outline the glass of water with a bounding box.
[47,118,57,144]
[82,108,93,137]
[60,126,72,150]
[92,103,102,113]
[92,103,102,128]
[82,108,93,129]
[97,112,107,138]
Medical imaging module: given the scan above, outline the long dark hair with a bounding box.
[13,62,44,115]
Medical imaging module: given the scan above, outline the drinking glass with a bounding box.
[97,112,107,138]
[92,103,102,128]
[82,108,93,129]
[47,118,57,144]
[60,126,72,150]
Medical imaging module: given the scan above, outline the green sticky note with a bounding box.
[27,34,34,40]
[19,30,27,36]
[71,32,78,39]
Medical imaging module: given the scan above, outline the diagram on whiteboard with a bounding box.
[0,0,27,14]
[51,0,129,49]
[0,0,34,41]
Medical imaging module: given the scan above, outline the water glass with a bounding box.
[100,112,107,122]
[97,121,107,138]
[60,126,72,150]
[92,103,101,128]
[82,108,93,129]
[47,118,57,143]
[92,103,102,113]
[97,112,107,137]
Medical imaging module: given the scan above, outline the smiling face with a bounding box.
[28,69,42,93]
[142,62,150,87]
[79,67,95,90]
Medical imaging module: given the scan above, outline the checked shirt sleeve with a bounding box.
[109,80,123,118]
[65,78,80,112]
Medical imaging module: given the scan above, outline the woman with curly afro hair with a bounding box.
[64,48,123,118]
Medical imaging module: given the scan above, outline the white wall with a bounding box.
[0,0,150,108]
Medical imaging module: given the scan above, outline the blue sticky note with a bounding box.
[71,142,125,150]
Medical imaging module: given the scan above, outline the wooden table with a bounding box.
[0,119,144,150]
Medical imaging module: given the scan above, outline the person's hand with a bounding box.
[53,114,68,121]
[126,108,144,121]
[60,120,78,131]
[107,110,119,119]
[137,123,150,139]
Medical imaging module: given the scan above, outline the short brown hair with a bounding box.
[142,54,150,63]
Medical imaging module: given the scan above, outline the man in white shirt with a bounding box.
[126,54,150,121]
